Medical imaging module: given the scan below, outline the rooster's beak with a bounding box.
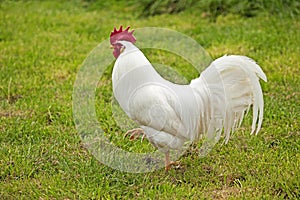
[110,45,114,49]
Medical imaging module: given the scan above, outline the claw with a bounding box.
[164,151,180,171]
[124,128,146,141]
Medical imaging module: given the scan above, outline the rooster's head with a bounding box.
[110,26,136,58]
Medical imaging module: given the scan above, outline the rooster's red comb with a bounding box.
[110,26,136,45]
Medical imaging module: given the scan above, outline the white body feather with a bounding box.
[112,41,267,153]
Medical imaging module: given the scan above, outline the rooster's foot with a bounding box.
[124,128,146,141]
[165,151,181,171]
[165,161,181,171]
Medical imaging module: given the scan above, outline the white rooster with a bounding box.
[110,26,267,171]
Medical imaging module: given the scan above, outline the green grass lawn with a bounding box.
[1,0,299,199]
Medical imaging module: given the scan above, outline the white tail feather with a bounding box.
[193,55,267,143]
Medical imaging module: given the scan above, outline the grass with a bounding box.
[134,0,300,18]
[0,0,299,199]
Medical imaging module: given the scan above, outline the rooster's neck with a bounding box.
[112,41,159,85]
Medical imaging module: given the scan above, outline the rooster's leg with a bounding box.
[165,151,176,171]
[165,151,171,171]
[124,128,146,141]
[165,151,181,171]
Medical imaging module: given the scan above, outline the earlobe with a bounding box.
[120,46,125,53]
